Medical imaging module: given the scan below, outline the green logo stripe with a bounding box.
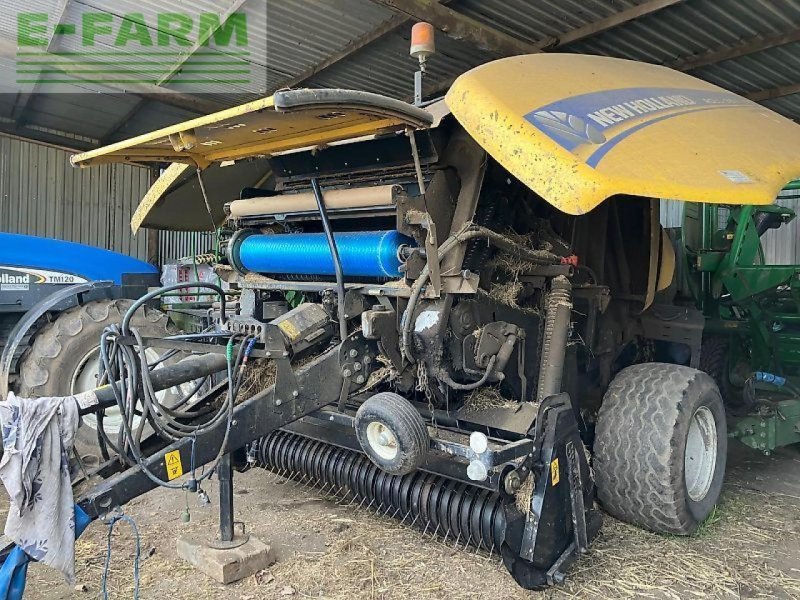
[18,60,246,65]
[17,69,250,73]
[17,79,251,84]
[17,51,251,56]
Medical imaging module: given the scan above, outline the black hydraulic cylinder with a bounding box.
[84,353,229,415]
[537,276,572,402]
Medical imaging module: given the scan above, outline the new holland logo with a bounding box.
[0,273,30,285]
[531,110,607,146]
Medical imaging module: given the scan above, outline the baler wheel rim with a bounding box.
[685,405,718,502]
[366,421,399,460]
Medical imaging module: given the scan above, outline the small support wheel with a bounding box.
[355,392,429,475]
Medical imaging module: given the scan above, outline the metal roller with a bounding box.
[254,430,508,551]
[229,230,414,278]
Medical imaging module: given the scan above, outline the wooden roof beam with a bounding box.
[415,0,685,97]
[370,0,537,56]
[273,13,410,92]
[546,0,685,50]
[671,29,800,72]
[746,82,800,103]
[156,0,249,86]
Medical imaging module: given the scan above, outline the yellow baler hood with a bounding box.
[71,89,433,169]
[70,89,434,232]
[445,54,800,214]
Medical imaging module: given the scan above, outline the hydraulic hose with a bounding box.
[96,283,244,490]
[121,282,227,333]
[438,356,497,391]
[311,178,348,342]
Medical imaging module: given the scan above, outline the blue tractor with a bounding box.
[0,232,184,450]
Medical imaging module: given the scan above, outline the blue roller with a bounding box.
[236,230,413,278]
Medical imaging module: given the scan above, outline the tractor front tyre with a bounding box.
[594,363,726,535]
[18,298,177,452]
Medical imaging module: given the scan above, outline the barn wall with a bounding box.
[661,197,800,265]
[158,230,218,265]
[0,135,152,261]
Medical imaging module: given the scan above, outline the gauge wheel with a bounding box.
[354,392,429,475]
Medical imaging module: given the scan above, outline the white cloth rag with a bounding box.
[0,390,97,583]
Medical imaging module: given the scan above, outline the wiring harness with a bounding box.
[96,283,256,491]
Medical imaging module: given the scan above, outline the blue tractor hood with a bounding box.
[0,233,157,285]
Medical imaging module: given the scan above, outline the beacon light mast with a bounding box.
[410,22,436,106]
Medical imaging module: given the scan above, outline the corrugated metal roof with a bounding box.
[456,0,646,44]
[2,0,800,145]
[569,0,800,63]
[309,28,496,100]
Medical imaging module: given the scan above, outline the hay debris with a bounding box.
[463,386,517,411]
[237,359,276,400]
[488,280,524,307]
[490,231,540,278]
[514,475,534,514]
[29,460,800,600]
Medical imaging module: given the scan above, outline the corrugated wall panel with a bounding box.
[158,230,217,265]
[762,190,800,265]
[660,197,800,265]
[0,135,151,261]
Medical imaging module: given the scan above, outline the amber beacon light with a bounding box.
[410,22,436,105]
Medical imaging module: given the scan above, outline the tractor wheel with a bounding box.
[594,363,727,535]
[700,336,751,415]
[355,392,429,475]
[18,298,187,453]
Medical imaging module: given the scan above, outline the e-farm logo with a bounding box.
[16,11,251,87]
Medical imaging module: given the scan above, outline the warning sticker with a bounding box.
[165,450,183,481]
[550,458,560,486]
[278,319,301,341]
[719,169,753,184]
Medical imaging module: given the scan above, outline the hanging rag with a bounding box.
[0,390,97,584]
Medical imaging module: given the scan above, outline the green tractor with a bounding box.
[681,187,800,454]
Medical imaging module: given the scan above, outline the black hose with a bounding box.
[95,283,246,490]
[121,282,227,333]
[311,178,348,342]
[438,356,497,391]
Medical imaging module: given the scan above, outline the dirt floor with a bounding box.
[10,441,800,600]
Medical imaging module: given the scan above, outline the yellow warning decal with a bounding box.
[278,319,301,341]
[550,458,560,486]
[165,450,183,481]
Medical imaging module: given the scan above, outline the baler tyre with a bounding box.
[355,392,429,476]
[18,299,181,451]
[594,363,727,535]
